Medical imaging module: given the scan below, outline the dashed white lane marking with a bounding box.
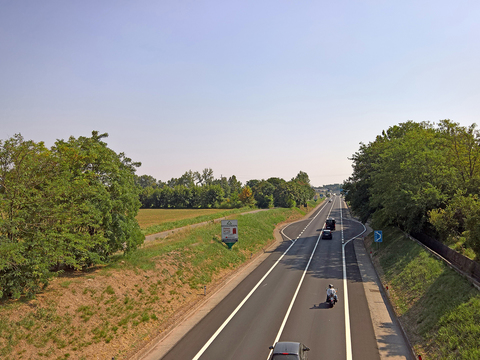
[266,232,322,360]
[282,201,330,242]
[267,199,336,358]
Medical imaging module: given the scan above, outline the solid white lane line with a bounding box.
[266,232,322,360]
[191,240,296,360]
[267,200,335,358]
[341,198,367,360]
[192,201,328,360]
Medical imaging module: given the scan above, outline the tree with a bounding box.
[252,180,275,208]
[178,170,197,188]
[239,186,256,207]
[135,174,158,188]
[201,185,224,208]
[214,176,231,198]
[228,175,242,195]
[293,171,310,185]
[172,185,192,208]
[0,135,59,298]
[197,168,214,186]
[0,132,144,299]
[53,132,144,257]
[438,120,480,193]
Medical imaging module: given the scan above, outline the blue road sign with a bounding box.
[374,230,383,243]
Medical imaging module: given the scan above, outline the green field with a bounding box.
[366,227,480,360]
[136,208,252,235]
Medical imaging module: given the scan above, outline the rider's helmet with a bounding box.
[329,284,333,288]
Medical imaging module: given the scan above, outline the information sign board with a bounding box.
[374,230,383,243]
[221,220,238,243]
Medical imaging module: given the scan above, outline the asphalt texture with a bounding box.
[137,197,413,360]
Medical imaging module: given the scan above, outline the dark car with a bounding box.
[322,229,332,239]
[325,217,336,230]
[269,341,310,360]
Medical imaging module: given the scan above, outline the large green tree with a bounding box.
[344,120,480,257]
[0,132,144,299]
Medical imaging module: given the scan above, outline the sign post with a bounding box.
[221,220,238,249]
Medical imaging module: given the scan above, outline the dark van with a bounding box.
[325,218,336,230]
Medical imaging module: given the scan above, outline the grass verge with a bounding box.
[139,207,253,235]
[366,226,480,360]
[0,203,319,359]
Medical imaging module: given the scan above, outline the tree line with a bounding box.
[135,170,315,210]
[343,120,480,259]
[0,131,316,299]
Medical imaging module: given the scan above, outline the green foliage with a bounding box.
[371,227,480,359]
[429,191,480,258]
[137,170,315,211]
[0,132,144,299]
[345,120,480,257]
[251,180,275,208]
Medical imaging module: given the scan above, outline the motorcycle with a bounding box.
[326,289,337,308]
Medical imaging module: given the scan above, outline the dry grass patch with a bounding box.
[136,209,226,229]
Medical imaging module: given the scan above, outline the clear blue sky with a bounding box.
[2,1,479,186]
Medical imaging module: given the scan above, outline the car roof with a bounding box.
[273,342,301,355]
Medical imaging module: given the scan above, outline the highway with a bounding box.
[160,195,380,360]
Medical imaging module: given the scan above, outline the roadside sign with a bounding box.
[374,230,383,243]
[221,220,238,243]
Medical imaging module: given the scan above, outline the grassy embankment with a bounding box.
[137,207,252,235]
[0,202,319,359]
[366,227,480,360]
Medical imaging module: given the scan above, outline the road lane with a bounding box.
[161,196,380,360]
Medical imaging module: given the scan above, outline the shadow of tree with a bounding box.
[375,323,413,358]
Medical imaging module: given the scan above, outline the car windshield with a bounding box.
[272,355,298,360]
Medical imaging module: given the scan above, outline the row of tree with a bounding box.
[0,132,144,299]
[0,131,316,299]
[343,120,480,258]
[136,170,315,209]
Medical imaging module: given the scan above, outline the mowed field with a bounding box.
[136,208,226,229]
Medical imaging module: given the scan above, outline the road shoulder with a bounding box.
[135,204,324,360]
[353,237,414,360]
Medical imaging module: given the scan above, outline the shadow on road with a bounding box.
[310,302,332,310]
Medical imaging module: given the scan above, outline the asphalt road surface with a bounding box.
[161,195,380,360]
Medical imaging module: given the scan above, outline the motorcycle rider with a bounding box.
[326,284,338,303]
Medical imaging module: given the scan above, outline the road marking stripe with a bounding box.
[191,200,330,360]
[267,199,335,358]
[341,197,367,360]
[191,240,296,360]
[266,232,322,360]
[282,201,329,242]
